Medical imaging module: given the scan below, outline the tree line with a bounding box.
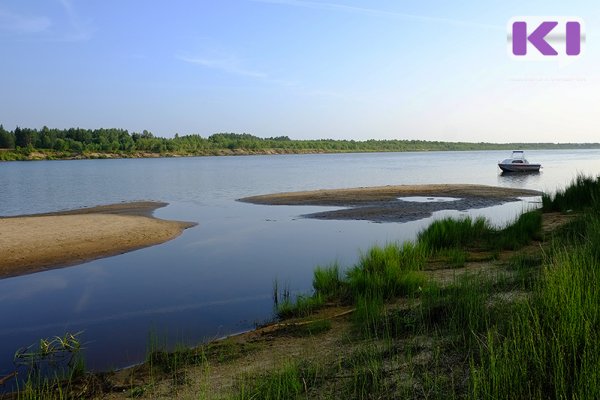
[1,124,599,159]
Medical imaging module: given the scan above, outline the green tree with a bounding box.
[53,138,68,151]
[0,124,15,149]
[14,127,38,148]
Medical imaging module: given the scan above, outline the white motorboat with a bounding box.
[498,151,541,172]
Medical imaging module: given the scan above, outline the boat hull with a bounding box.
[498,163,541,172]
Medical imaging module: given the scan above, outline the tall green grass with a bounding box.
[418,216,491,251]
[342,344,387,399]
[471,205,600,399]
[419,275,496,339]
[417,211,542,252]
[542,174,600,212]
[277,206,543,321]
[276,294,325,319]
[312,262,346,301]
[492,210,542,250]
[347,242,427,301]
[275,243,427,320]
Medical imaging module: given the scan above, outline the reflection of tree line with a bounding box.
[1,124,598,157]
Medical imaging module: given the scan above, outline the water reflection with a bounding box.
[497,170,543,187]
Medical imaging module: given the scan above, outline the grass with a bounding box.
[505,252,543,290]
[492,210,542,250]
[146,337,259,374]
[342,344,387,399]
[256,176,600,399]
[417,216,491,251]
[275,293,325,319]
[234,361,321,400]
[274,210,542,338]
[419,275,502,343]
[439,248,468,268]
[417,211,542,253]
[353,294,387,339]
[313,262,346,301]
[231,176,600,399]
[272,208,544,355]
[471,194,600,399]
[275,320,332,338]
[347,242,427,302]
[275,242,427,320]
[542,173,600,212]
[472,245,600,399]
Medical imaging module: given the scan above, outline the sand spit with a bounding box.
[0,202,196,279]
[239,184,542,223]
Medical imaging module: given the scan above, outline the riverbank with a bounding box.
[0,148,334,161]
[240,184,542,222]
[10,208,574,399]
[5,176,599,399]
[2,142,600,161]
[0,202,196,279]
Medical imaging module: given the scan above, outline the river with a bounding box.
[1,149,599,374]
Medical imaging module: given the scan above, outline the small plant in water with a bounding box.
[14,331,84,378]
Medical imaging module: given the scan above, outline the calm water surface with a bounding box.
[1,150,599,374]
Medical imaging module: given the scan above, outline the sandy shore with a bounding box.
[0,202,196,279]
[239,184,543,223]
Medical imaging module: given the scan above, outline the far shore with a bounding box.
[0,202,196,279]
[239,184,543,222]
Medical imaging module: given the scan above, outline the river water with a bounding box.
[1,150,599,374]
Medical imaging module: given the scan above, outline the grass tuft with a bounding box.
[234,361,320,400]
[346,242,427,302]
[313,262,347,301]
[417,216,491,251]
[542,174,600,212]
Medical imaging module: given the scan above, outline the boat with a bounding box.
[498,151,541,172]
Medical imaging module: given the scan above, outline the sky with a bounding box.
[0,1,598,142]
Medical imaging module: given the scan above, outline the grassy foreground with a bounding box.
[4,176,599,399]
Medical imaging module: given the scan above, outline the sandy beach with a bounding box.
[239,184,543,222]
[0,202,196,279]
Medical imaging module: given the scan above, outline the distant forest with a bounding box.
[1,124,599,161]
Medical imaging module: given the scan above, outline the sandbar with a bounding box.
[239,184,542,223]
[0,202,196,279]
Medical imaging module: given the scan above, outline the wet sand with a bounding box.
[239,184,542,223]
[0,202,196,279]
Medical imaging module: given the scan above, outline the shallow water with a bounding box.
[0,149,599,374]
[398,196,461,203]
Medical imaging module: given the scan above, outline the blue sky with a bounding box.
[0,1,598,142]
